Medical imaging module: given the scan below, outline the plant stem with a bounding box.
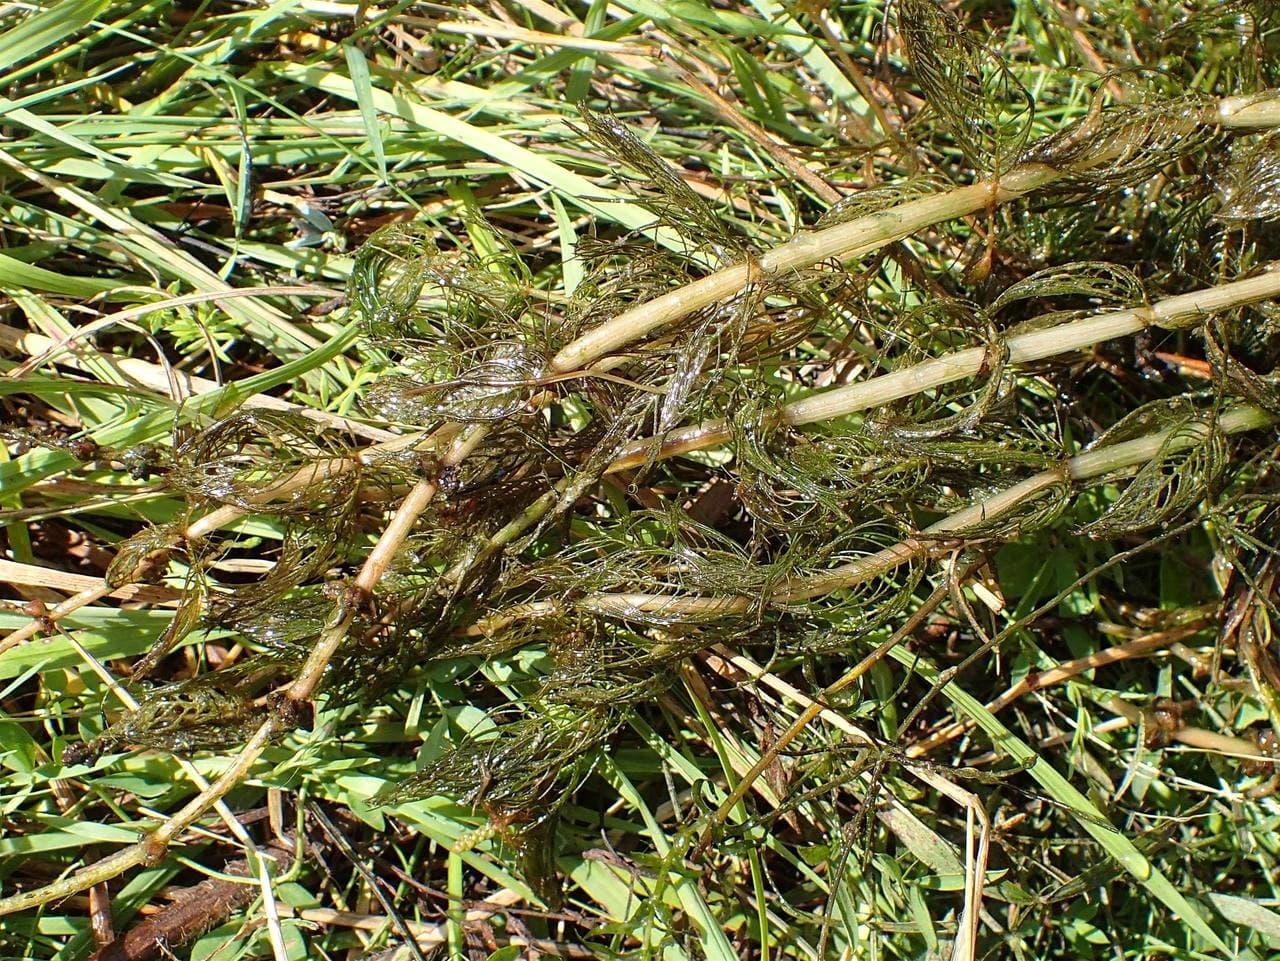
[497,403,1276,622]
[450,267,1280,599]
[550,167,1058,372]
[909,621,1208,755]
[608,267,1280,469]
[0,721,276,918]
[1101,697,1266,761]
[549,91,1280,374]
[284,423,489,704]
[0,584,113,657]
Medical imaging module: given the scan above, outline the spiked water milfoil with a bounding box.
[4,2,1280,958]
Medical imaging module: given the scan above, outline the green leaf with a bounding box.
[0,250,119,296]
[1208,893,1280,941]
[0,0,108,75]
[889,644,1236,955]
[343,43,387,184]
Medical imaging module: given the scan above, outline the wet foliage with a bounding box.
[6,0,1280,957]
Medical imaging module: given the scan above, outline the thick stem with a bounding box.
[608,267,1280,469]
[548,90,1280,375]
[1218,91,1280,128]
[488,403,1275,622]
[450,268,1280,594]
[550,168,1057,372]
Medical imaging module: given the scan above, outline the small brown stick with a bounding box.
[503,401,1276,620]
[0,435,478,921]
[0,560,182,604]
[909,621,1210,756]
[60,625,287,949]
[1154,350,1213,380]
[0,583,113,656]
[88,840,294,961]
[608,267,1280,470]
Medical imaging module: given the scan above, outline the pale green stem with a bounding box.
[523,404,1275,621]
[454,268,1280,586]
[609,267,1280,469]
[0,721,275,918]
[550,167,1057,372]
[1217,90,1280,128]
[549,91,1280,375]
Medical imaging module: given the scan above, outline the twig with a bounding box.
[0,424,488,916]
[0,583,114,657]
[448,266,1280,596]
[909,621,1209,755]
[1100,698,1268,762]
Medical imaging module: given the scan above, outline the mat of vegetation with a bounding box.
[2,1,1280,959]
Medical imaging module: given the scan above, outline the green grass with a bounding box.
[2,1,1280,959]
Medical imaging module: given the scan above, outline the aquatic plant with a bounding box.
[3,1,1280,958]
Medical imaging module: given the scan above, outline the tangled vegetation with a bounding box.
[2,1,1280,959]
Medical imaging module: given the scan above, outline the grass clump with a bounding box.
[2,1,1280,959]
